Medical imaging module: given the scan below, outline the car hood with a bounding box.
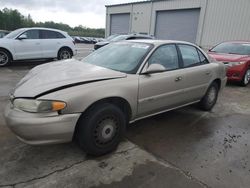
[208,52,250,62]
[13,59,127,98]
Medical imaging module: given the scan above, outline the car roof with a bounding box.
[125,39,197,46]
[220,40,250,44]
[127,33,153,37]
[20,27,66,34]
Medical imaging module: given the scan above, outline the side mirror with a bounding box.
[18,34,27,40]
[142,64,166,74]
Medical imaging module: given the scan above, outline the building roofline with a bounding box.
[105,0,167,7]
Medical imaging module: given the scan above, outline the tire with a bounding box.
[240,69,250,87]
[58,48,72,60]
[0,49,11,67]
[77,103,126,156]
[199,82,219,111]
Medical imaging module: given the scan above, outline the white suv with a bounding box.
[0,27,76,66]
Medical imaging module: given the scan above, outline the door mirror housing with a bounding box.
[143,64,166,74]
[18,34,27,40]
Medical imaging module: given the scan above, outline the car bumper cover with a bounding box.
[4,103,81,145]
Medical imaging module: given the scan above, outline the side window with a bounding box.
[197,49,209,64]
[23,30,39,39]
[56,32,66,38]
[178,45,200,67]
[40,30,65,39]
[148,45,179,70]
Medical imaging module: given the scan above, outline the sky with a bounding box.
[1,0,141,28]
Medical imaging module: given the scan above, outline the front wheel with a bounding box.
[199,82,219,111]
[240,69,250,86]
[77,103,126,156]
[0,50,11,67]
[58,48,72,60]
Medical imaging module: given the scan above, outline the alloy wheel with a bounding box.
[244,69,250,85]
[0,51,9,66]
[60,50,71,59]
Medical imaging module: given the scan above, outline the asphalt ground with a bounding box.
[0,44,250,188]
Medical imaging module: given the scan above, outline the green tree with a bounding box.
[0,8,105,38]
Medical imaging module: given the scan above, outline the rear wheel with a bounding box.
[0,50,11,67]
[240,69,250,86]
[58,48,72,60]
[77,103,126,156]
[199,82,219,111]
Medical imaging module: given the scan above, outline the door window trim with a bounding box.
[176,44,210,69]
[139,43,182,74]
[15,29,40,40]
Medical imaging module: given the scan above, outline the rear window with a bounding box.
[40,30,66,39]
[178,45,200,67]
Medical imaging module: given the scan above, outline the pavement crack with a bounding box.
[0,159,86,188]
[0,145,137,188]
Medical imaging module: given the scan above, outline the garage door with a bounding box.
[155,9,200,43]
[110,13,130,35]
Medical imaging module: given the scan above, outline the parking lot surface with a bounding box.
[0,44,250,188]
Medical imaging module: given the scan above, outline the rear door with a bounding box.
[13,29,42,60]
[40,30,66,58]
[176,44,212,102]
[138,44,186,117]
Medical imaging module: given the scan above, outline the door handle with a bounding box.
[175,76,182,82]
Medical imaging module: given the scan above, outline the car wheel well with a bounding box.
[0,47,13,61]
[73,97,132,141]
[58,46,73,57]
[212,79,221,90]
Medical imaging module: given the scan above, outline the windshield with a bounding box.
[110,35,128,42]
[4,28,26,39]
[211,42,250,55]
[82,42,152,73]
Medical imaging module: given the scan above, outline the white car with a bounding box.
[0,27,77,66]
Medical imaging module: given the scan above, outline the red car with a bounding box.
[208,41,250,86]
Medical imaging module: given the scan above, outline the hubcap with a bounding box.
[207,87,216,104]
[94,116,118,146]
[0,52,8,65]
[60,51,71,59]
[244,70,250,85]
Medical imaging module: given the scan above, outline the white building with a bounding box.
[105,0,250,49]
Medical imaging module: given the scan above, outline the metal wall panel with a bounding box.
[201,0,250,49]
[131,3,152,34]
[106,0,250,48]
[155,8,200,43]
[110,13,130,35]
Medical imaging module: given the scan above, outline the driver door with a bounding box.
[137,44,187,117]
[13,29,42,60]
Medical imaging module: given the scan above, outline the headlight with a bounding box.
[13,99,66,113]
[225,62,245,67]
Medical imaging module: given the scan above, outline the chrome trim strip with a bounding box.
[129,100,200,123]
